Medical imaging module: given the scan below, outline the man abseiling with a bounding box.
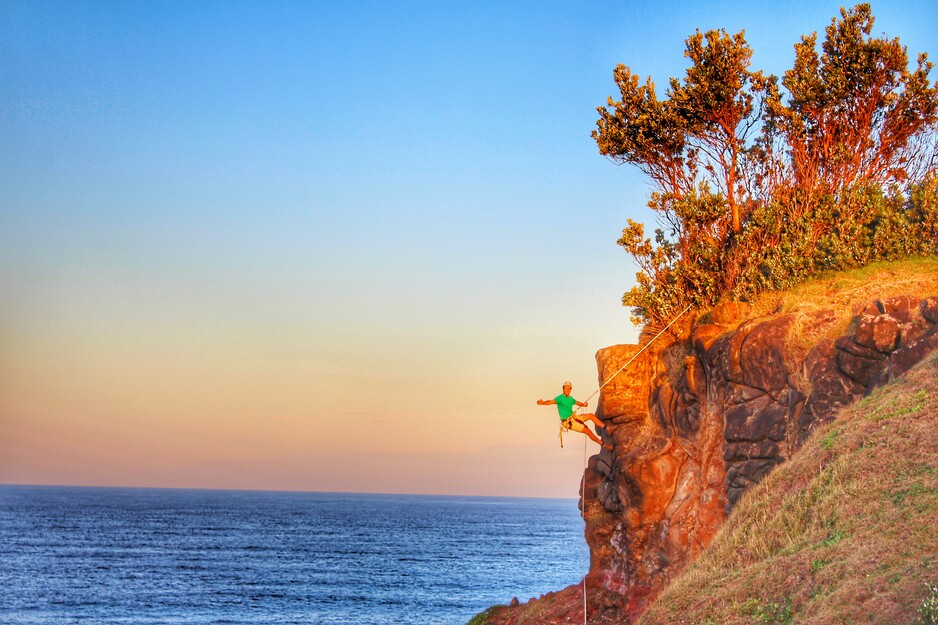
[537,381,612,450]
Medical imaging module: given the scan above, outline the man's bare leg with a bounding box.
[582,427,601,445]
[579,412,610,430]
[582,427,613,450]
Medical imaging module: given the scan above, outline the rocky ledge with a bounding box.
[481,295,938,625]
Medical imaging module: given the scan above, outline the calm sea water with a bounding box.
[0,486,588,625]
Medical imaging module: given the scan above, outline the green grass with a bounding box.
[820,428,840,450]
[920,582,938,625]
[742,597,794,625]
[638,351,938,625]
[867,389,929,422]
[466,607,503,625]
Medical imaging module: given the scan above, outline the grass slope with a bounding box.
[747,256,938,319]
[638,350,938,625]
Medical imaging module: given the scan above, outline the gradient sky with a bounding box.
[2,0,936,497]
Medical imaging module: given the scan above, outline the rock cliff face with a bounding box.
[483,295,938,625]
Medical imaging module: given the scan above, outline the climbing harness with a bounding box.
[558,415,587,448]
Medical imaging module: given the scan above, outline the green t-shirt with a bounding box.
[554,394,578,420]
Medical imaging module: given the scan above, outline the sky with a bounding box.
[2,0,936,498]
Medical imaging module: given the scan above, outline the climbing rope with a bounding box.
[582,433,588,625]
[575,304,693,414]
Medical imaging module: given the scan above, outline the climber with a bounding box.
[537,381,613,450]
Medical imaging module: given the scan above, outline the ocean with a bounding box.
[0,485,589,625]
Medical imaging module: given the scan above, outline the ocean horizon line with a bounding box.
[0,482,579,502]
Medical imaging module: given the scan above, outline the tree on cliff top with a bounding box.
[596,4,938,326]
[766,4,938,198]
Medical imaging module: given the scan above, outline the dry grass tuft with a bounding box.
[638,350,938,625]
[781,310,855,394]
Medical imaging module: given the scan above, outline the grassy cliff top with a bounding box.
[714,256,938,390]
[748,256,938,319]
[638,347,938,625]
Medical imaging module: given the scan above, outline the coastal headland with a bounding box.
[473,259,938,624]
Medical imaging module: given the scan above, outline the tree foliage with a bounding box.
[595,4,938,326]
[766,4,938,196]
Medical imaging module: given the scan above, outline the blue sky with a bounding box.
[2,1,936,496]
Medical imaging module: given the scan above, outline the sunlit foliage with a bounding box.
[595,4,938,325]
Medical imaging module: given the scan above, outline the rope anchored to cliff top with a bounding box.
[559,304,693,449]
[575,304,693,415]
